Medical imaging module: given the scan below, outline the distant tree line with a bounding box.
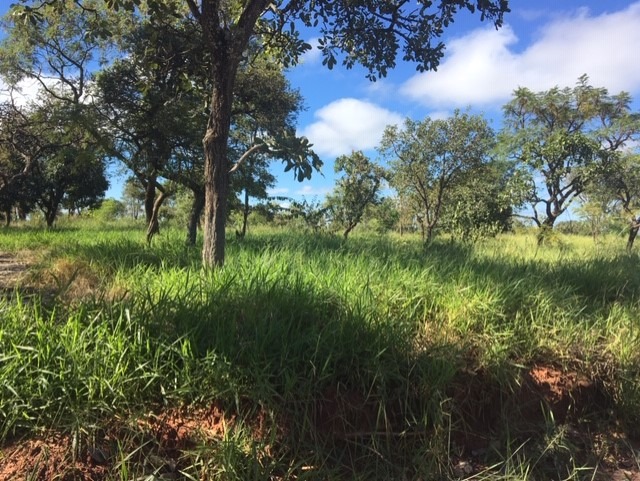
[1,1,639,251]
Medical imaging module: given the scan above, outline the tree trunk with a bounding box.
[626,216,640,251]
[343,222,357,239]
[201,59,237,268]
[425,223,435,244]
[239,188,250,238]
[198,0,268,268]
[144,175,156,224]
[537,217,556,246]
[4,208,11,227]
[45,208,57,228]
[186,189,205,247]
[146,190,170,244]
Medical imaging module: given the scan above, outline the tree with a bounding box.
[0,100,51,208]
[440,160,514,241]
[92,18,203,242]
[380,110,496,243]
[12,0,510,266]
[30,104,108,227]
[500,75,640,244]
[93,197,125,221]
[228,57,305,239]
[122,176,145,220]
[1,1,116,226]
[588,152,640,249]
[326,151,386,239]
[365,197,400,234]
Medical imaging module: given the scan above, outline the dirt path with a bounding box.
[0,252,29,290]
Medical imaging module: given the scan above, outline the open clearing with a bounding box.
[1,226,640,480]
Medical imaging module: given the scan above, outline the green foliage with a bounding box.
[500,75,640,238]
[121,176,145,220]
[7,0,510,268]
[92,198,125,222]
[381,110,498,242]
[441,160,514,241]
[364,196,400,234]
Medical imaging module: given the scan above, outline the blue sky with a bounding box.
[279,1,640,203]
[1,0,640,206]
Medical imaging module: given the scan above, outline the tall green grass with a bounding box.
[1,224,639,479]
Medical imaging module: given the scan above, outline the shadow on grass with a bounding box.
[128,271,463,479]
[124,270,624,480]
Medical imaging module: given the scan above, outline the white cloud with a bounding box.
[300,98,403,157]
[301,37,322,65]
[427,110,451,121]
[295,184,331,196]
[401,3,640,108]
[0,77,63,106]
[267,187,290,196]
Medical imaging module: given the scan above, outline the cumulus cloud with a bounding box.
[401,2,640,108]
[300,98,403,157]
[0,77,61,106]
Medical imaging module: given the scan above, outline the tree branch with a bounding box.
[228,141,266,173]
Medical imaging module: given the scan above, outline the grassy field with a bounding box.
[1,222,639,480]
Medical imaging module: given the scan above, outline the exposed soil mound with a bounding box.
[448,363,639,479]
[0,434,108,481]
[0,405,238,480]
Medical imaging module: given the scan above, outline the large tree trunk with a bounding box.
[202,117,232,267]
[201,52,238,268]
[199,0,269,268]
[186,188,205,247]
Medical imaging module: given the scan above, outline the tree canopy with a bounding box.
[380,110,497,242]
[500,75,640,243]
[326,151,386,239]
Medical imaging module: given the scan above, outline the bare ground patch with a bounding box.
[0,252,30,291]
